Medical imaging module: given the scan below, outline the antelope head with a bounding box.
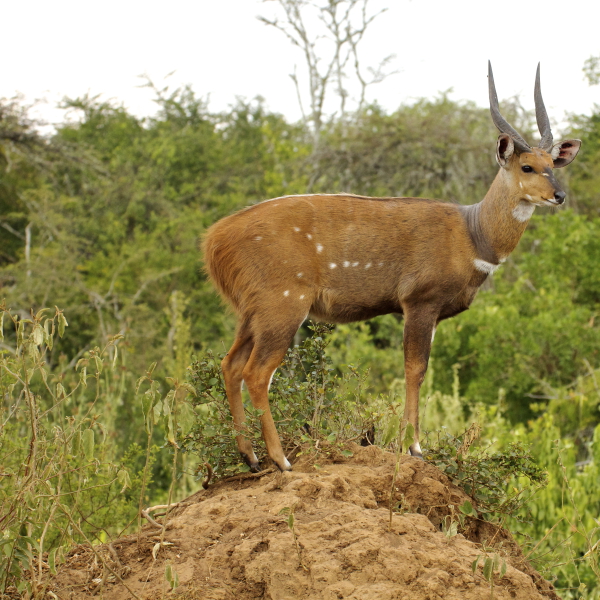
[488,62,581,218]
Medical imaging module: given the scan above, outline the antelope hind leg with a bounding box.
[242,325,302,472]
[221,329,261,471]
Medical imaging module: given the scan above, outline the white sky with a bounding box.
[1,0,599,131]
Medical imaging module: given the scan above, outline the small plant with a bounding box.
[441,501,476,538]
[279,504,308,572]
[425,427,547,523]
[387,420,414,530]
[165,562,180,591]
[472,552,507,599]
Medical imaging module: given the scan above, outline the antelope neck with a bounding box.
[459,171,530,265]
[458,202,498,265]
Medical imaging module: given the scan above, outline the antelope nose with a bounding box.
[554,191,566,205]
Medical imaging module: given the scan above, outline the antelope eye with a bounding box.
[522,165,534,173]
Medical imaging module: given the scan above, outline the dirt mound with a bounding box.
[47,444,559,600]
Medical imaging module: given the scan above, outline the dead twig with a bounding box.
[141,501,191,529]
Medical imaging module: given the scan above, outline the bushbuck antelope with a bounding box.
[203,63,581,472]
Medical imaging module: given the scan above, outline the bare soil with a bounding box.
[44,444,560,600]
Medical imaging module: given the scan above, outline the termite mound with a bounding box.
[45,444,559,600]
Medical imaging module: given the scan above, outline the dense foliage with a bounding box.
[1,84,600,597]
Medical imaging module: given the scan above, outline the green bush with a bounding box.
[181,323,375,474]
[0,307,159,595]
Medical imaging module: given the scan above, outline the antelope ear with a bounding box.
[551,139,581,168]
[496,134,514,167]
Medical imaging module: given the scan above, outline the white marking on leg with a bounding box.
[411,442,422,456]
[283,290,290,297]
[473,259,500,274]
[329,263,337,269]
[512,201,535,222]
[282,457,292,470]
[316,244,323,253]
[431,327,436,343]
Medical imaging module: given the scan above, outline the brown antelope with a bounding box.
[203,63,580,472]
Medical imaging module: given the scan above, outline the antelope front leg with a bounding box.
[402,306,438,459]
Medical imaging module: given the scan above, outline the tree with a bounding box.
[258,0,396,144]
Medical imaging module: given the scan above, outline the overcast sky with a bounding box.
[1,0,598,131]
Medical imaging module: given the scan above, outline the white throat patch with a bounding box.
[473,259,500,274]
[512,201,535,222]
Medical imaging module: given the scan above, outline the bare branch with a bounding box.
[0,221,26,240]
[259,0,396,139]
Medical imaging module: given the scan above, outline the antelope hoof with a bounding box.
[409,442,424,461]
[240,452,262,473]
[274,456,293,472]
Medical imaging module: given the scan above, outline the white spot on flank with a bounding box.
[297,272,303,278]
[330,263,337,269]
[365,263,372,269]
[473,259,500,274]
[293,227,300,232]
[299,294,305,300]
[519,182,523,189]
[512,201,536,222]
[254,236,262,241]
[343,261,350,267]
[316,243,323,253]
[352,262,359,267]
[306,233,313,240]
[283,290,290,297]
[378,262,384,267]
